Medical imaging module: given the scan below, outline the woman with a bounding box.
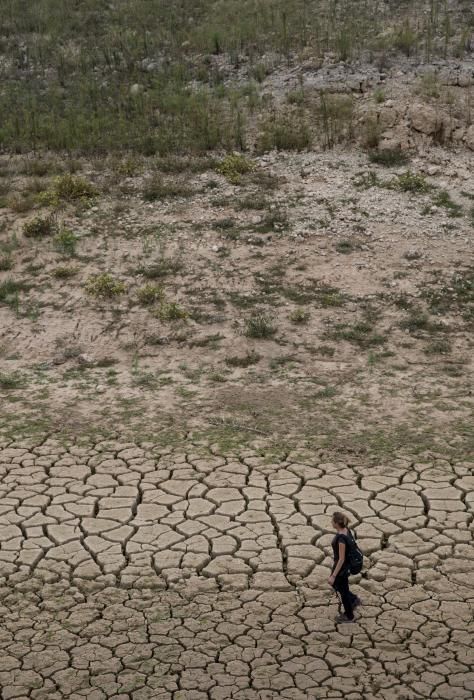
[328,511,361,623]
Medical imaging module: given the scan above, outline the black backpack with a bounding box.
[346,530,363,575]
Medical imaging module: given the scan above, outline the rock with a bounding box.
[130,83,144,96]
[409,103,441,135]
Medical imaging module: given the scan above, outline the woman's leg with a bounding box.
[333,573,354,620]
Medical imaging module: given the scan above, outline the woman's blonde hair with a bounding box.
[332,511,349,528]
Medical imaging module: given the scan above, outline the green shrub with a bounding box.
[137,283,164,306]
[53,228,78,256]
[215,154,255,184]
[0,279,23,304]
[393,172,430,193]
[23,215,57,238]
[53,174,96,201]
[158,301,187,321]
[245,313,276,339]
[85,274,125,299]
[368,149,409,167]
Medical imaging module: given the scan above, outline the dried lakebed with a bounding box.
[0,439,473,699]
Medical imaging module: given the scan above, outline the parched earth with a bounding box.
[1,437,473,700]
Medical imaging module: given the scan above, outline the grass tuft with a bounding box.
[85,274,126,299]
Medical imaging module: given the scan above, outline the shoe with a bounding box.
[335,613,355,623]
[353,596,362,609]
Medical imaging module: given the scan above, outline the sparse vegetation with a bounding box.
[245,313,276,339]
[85,274,126,299]
[143,175,192,201]
[368,149,409,167]
[393,172,431,193]
[326,320,386,348]
[158,301,188,321]
[290,308,310,325]
[23,215,57,238]
[137,284,164,306]
[52,266,78,279]
[257,111,312,153]
[226,350,261,368]
[432,190,463,217]
[53,228,78,257]
[0,371,25,390]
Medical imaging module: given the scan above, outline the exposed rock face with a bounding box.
[409,103,442,135]
[465,124,474,150]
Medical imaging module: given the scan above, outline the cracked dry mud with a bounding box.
[0,438,473,699]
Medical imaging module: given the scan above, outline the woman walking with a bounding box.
[328,511,361,623]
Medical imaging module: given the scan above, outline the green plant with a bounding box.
[393,172,431,193]
[373,88,386,104]
[400,311,443,335]
[225,350,261,367]
[23,215,57,238]
[158,301,187,321]
[0,279,23,307]
[53,228,78,256]
[38,174,97,206]
[137,283,164,306]
[327,320,386,348]
[244,313,276,339]
[335,240,356,254]
[215,154,255,184]
[85,273,125,298]
[139,257,182,279]
[290,308,310,324]
[425,339,452,355]
[368,149,409,167]
[318,93,354,149]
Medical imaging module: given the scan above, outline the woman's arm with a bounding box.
[328,541,346,584]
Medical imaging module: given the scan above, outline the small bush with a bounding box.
[215,154,255,184]
[53,228,78,256]
[335,240,356,254]
[6,193,35,213]
[425,339,452,355]
[327,321,386,348]
[393,172,430,193]
[290,308,310,324]
[368,149,409,167]
[158,301,187,321]
[139,258,182,279]
[400,311,442,334]
[85,274,125,299]
[137,283,164,306]
[245,313,276,339]
[53,174,97,201]
[23,215,57,238]
[225,350,261,367]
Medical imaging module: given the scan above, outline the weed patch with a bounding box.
[137,284,164,306]
[226,350,261,368]
[368,149,409,167]
[85,274,126,299]
[23,215,57,238]
[245,313,276,339]
[53,228,78,256]
[215,154,255,184]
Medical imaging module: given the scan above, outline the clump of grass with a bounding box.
[215,154,255,184]
[53,228,78,257]
[327,320,386,348]
[290,308,310,325]
[225,350,261,367]
[137,283,164,306]
[237,194,269,211]
[368,149,409,167]
[244,313,276,339]
[432,190,463,217]
[85,274,125,299]
[143,174,192,201]
[0,279,23,306]
[425,339,452,355]
[353,171,382,190]
[400,311,443,335]
[422,268,473,322]
[23,215,57,238]
[0,256,13,271]
[158,301,187,321]
[335,239,357,254]
[393,171,431,193]
[0,371,25,390]
[52,266,77,279]
[5,192,36,213]
[314,345,335,357]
